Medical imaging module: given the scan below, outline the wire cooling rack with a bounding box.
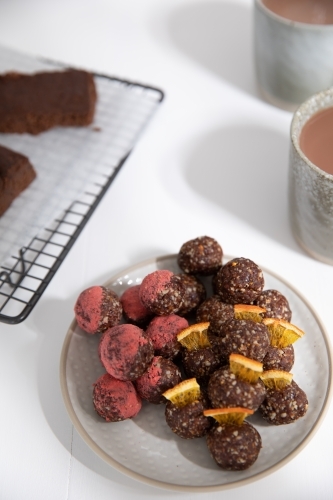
[0,47,164,324]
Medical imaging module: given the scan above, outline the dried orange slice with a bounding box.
[177,322,211,351]
[234,304,266,323]
[260,369,293,390]
[229,353,263,383]
[263,318,305,348]
[162,378,201,407]
[204,407,254,425]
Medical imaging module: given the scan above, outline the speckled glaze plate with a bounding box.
[60,254,332,492]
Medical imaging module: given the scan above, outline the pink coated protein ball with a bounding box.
[139,270,184,316]
[146,314,189,359]
[135,356,182,404]
[99,324,154,381]
[120,285,152,325]
[93,373,142,422]
[74,285,122,335]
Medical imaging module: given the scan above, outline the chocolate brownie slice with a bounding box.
[0,69,97,134]
[0,145,36,216]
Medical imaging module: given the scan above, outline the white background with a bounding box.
[0,0,332,499]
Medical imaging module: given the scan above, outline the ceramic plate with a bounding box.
[60,255,332,492]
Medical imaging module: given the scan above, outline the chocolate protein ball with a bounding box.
[214,257,264,304]
[196,296,234,334]
[178,236,223,276]
[182,347,221,384]
[175,273,206,315]
[216,319,270,362]
[254,289,292,321]
[93,373,142,422]
[259,380,308,425]
[263,345,295,372]
[139,270,184,315]
[208,366,266,411]
[135,356,182,404]
[74,285,122,335]
[145,314,188,359]
[206,421,262,471]
[165,396,212,439]
[99,324,154,381]
[120,285,152,326]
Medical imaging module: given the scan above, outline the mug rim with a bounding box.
[290,86,333,180]
[255,0,333,30]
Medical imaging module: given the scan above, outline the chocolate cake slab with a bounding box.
[0,144,36,216]
[0,69,97,134]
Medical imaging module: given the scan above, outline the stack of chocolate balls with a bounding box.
[74,235,308,471]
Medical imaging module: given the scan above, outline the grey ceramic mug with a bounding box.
[289,87,333,265]
[254,0,333,111]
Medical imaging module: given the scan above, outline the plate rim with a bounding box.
[59,254,333,492]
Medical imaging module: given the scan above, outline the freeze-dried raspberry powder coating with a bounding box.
[99,324,154,381]
[93,373,142,422]
[146,314,188,359]
[135,356,182,404]
[74,286,122,335]
[139,270,184,315]
[214,257,264,304]
[178,236,223,275]
[120,285,152,325]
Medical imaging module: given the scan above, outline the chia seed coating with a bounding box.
[217,318,270,362]
[93,373,142,422]
[207,366,267,411]
[178,236,223,276]
[182,347,222,384]
[206,421,262,471]
[99,324,154,381]
[175,273,206,315]
[120,285,152,325]
[165,396,212,439]
[263,344,295,372]
[259,380,308,425]
[196,296,234,335]
[139,270,184,315]
[135,356,182,404]
[254,289,292,321]
[146,314,188,359]
[214,257,264,304]
[74,286,122,335]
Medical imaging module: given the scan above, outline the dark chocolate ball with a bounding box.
[178,236,223,276]
[182,347,221,383]
[165,397,212,439]
[217,318,270,362]
[254,289,292,321]
[207,366,266,411]
[259,380,308,425]
[206,421,262,471]
[214,257,264,304]
[175,273,206,315]
[196,296,234,335]
[263,345,294,372]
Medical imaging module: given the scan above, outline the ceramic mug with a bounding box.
[254,0,333,111]
[289,87,333,265]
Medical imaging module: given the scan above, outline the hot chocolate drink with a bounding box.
[262,0,333,24]
[299,107,333,176]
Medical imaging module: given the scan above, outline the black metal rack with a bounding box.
[0,52,164,324]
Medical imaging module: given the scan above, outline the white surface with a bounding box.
[61,254,331,492]
[0,1,333,499]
